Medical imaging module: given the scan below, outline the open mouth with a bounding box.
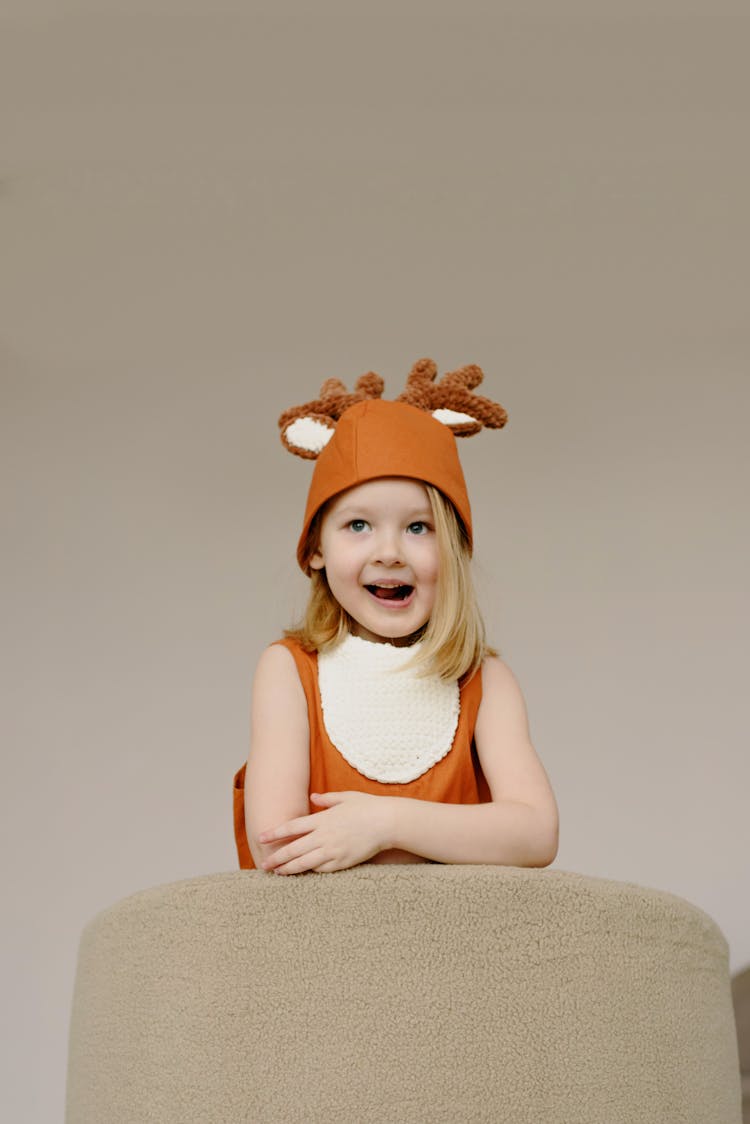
[365,583,414,602]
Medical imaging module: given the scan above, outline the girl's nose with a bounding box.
[371,529,403,566]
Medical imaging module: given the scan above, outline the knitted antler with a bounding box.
[279,372,385,459]
[396,358,507,436]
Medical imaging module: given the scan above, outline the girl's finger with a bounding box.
[262,830,325,870]
[272,847,327,876]
[259,814,315,842]
[309,791,347,806]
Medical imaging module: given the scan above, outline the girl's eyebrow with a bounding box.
[334,505,433,520]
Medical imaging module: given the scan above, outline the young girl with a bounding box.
[233,358,559,875]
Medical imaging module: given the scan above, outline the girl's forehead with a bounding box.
[328,477,431,512]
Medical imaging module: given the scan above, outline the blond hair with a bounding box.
[285,484,495,680]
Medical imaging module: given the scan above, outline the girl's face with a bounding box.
[309,477,440,645]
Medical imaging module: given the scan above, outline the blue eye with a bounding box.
[349,519,368,532]
[407,521,429,535]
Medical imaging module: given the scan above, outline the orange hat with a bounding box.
[278,358,508,572]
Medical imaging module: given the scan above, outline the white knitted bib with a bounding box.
[317,633,460,783]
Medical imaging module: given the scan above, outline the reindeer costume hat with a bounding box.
[278,358,508,572]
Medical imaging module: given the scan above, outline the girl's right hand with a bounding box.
[258,790,396,874]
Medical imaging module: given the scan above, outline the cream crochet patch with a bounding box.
[317,633,460,783]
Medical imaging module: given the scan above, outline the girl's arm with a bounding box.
[386,657,559,865]
[244,644,311,870]
[260,656,559,873]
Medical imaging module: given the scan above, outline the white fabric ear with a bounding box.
[432,407,477,427]
[284,416,335,455]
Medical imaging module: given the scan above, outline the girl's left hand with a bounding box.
[258,791,394,874]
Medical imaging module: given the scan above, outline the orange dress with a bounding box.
[233,637,491,869]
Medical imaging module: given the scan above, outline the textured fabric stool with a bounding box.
[66,867,742,1123]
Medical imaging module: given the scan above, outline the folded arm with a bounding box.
[261,657,558,874]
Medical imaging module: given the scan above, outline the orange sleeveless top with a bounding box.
[233,637,491,869]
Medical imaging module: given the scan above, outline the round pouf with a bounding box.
[66,867,742,1123]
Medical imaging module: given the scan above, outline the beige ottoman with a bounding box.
[66,866,742,1123]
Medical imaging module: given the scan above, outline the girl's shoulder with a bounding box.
[481,656,528,705]
[274,633,318,660]
[253,638,317,697]
[250,644,311,728]
[480,653,523,691]
[253,640,300,683]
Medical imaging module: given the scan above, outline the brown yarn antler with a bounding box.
[396,358,507,436]
[279,372,385,459]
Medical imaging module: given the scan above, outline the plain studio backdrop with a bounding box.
[2,2,748,1120]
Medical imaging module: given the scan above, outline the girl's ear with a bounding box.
[308,548,325,571]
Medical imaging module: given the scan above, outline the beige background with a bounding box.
[2,2,748,1120]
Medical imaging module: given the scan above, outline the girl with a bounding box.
[233,358,559,875]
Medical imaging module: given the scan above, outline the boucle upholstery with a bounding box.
[732,966,750,1123]
[66,866,742,1123]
